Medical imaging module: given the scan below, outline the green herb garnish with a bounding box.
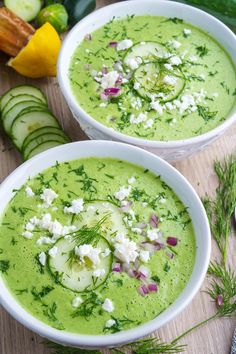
[197,105,218,122]
[196,45,209,57]
[0,260,10,273]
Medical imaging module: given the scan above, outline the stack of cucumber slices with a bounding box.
[0,85,70,160]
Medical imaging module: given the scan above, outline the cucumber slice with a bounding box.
[22,126,70,150]
[124,41,168,68]
[3,101,46,134]
[27,140,66,160]
[23,133,69,160]
[11,109,59,149]
[0,85,47,111]
[2,94,45,117]
[134,62,185,102]
[48,236,112,292]
[4,0,42,22]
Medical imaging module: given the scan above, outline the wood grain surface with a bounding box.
[0,1,235,353]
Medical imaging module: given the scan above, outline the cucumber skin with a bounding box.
[24,138,68,160]
[63,0,96,26]
[26,141,66,160]
[22,126,70,150]
[4,0,42,22]
[37,4,68,33]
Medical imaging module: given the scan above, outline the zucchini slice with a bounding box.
[2,94,45,117]
[124,41,168,68]
[4,0,42,22]
[26,140,66,160]
[0,85,47,111]
[48,236,112,292]
[3,101,46,134]
[22,126,70,150]
[134,62,185,102]
[11,109,59,149]
[23,133,70,160]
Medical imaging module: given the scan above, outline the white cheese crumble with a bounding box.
[183,28,192,36]
[48,246,58,258]
[64,198,84,215]
[159,197,166,204]
[128,176,136,184]
[40,188,58,208]
[93,268,106,277]
[25,222,35,231]
[134,82,141,90]
[164,63,173,71]
[22,231,33,239]
[169,55,182,66]
[38,252,46,266]
[114,185,131,201]
[162,75,177,86]
[150,100,163,115]
[144,119,154,129]
[212,92,219,97]
[105,319,116,328]
[139,265,149,277]
[126,56,142,70]
[101,71,119,89]
[139,250,150,263]
[168,39,181,49]
[131,227,143,234]
[72,296,83,308]
[102,298,114,313]
[75,244,101,267]
[117,39,133,51]
[189,55,197,62]
[147,229,160,241]
[36,236,55,245]
[130,112,147,124]
[101,248,111,258]
[114,235,138,264]
[25,187,35,197]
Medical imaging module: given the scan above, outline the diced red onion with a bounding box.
[133,270,147,280]
[150,214,158,228]
[102,66,108,75]
[116,75,123,85]
[112,262,121,272]
[104,87,120,96]
[154,242,165,250]
[148,283,158,292]
[109,41,118,47]
[167,237,178,246]
[166,250,174,259]
[138,284,149,296]
[100,92,109,101]
[84,33,92,41]
[216,294,223,307]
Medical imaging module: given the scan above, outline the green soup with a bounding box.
[0,158,195,334]
[69,15,236,141]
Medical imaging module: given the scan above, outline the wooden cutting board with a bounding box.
[0,1,235,353]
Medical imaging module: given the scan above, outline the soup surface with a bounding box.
[0,158,195,334]
[70,15,236,141]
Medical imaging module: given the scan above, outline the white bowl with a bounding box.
[0,140,210,348]
[58,0,236,162]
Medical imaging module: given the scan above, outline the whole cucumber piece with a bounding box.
[63,0,96,26]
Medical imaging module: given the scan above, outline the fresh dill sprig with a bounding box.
[0,260,10,273]
[203,156,236,264]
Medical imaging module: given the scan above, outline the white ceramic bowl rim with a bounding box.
[0,141,211,348]
[57,0,236,149]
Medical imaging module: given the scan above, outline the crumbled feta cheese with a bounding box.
[36,236,55,245]
[22,231,33,239]
[99,102,107,107]
[117,39,133,51]
[169,55,182,66]
[102,298,114,313]
[168,39,181,49]
[150,100,163,115]
[75,244,101,267]
[134,82,141,90]
[144,119,154,129]
[138,265,149,277]
[101,248,111,258]
[93,268,106,277]
[105,319,116,328]
[72,296,83,308]
[165,102,174,111]
[126,57,142,70]
[199,74,205,80]
[130,112,147,124]
[189,55,197,62]
[147,229,159,241]
[39,252,46,266]
[178,94,196,114]
[131,227,142,234]
[85,49,90,53]
[114,233,126,243]
[162,75,177,86]
[212,92,219,97]
[164,63,173,71]
[25,187,34,197]
[128,209,135,220]
[139,250,150,263]
[183,28,192,36]
[128,176,136,184]
[114,236,138,264]
[159,197,166,204]
[101,71,119,89]
[48,246,58,258]
[114,185,131,201]
[40,188,58,208]
[64,198,84,215]
[25,222,35,231]
[29,216,39,226]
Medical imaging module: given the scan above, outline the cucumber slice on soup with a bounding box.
[124,41,168,68]
[48,236,112,292]
[133,61,161,99]
[0,85,47,111]
[3,101,46,134]
[11,109,59,149]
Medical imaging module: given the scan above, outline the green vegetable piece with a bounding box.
[64,0,96,26]
[4,0,42,22]
[37,4,68,33]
